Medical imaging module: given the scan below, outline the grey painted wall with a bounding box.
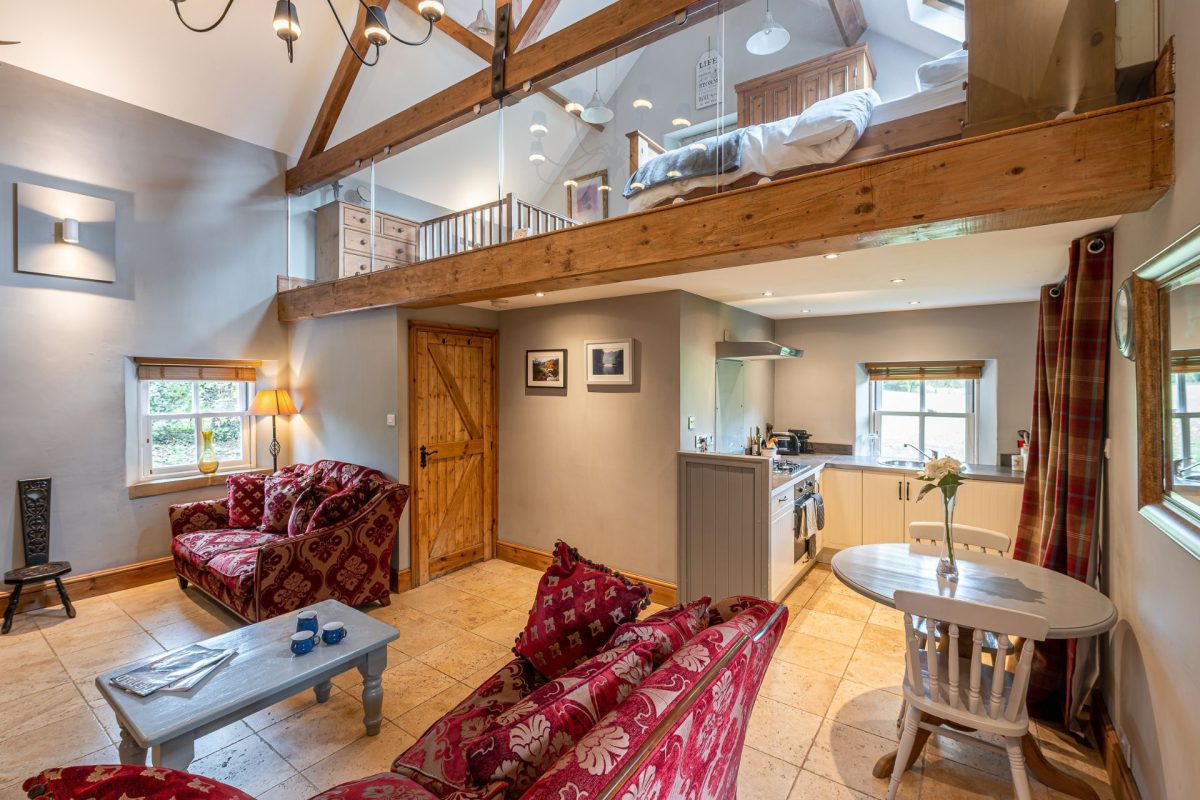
[288,304,500,571]
[0,65,289,576]
[1104,0,1200,795]
[773,303,1039,463]
[497,292,683,581]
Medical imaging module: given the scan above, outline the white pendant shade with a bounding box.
[468,5,494,36]
[581,90,614,124]
[746,9,789,55]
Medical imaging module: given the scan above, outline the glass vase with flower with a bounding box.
[916,456,968,581]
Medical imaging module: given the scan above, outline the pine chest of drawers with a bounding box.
[315,201,418,282]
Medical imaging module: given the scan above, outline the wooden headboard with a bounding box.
[734,42,876,128]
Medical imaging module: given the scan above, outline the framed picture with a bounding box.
[585,339,634,385]
[566,169,609,224]
[526,349,567,389]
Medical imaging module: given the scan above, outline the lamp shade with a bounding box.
[248,388,298,416]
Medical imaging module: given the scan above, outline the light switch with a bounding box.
[386,414,396,427]
[687,415,696,430]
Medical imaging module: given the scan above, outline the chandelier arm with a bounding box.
[325,0,383,66]
[171,0,237,33]
[353,0,434,47]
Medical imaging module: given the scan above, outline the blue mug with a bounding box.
[322,621,347,646]
[296,610,319,635]
[290,630,319,656]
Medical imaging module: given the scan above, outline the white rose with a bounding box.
[920,457,963,482]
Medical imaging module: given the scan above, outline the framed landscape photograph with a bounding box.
[585,339,634,385]
[526,349,567,389]
[566,169,609,224]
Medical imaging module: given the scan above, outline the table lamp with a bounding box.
[248,388,298,472]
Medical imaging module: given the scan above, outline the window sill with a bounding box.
[128,468,272,500]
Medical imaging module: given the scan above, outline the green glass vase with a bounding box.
[198,429,220,475]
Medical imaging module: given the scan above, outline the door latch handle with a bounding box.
[419,445,439,468]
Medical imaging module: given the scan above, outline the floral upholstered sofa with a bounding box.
[168,460,409,622]
[29,543,784,800]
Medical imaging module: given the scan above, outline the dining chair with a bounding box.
[907,521,1012,556]
[887,589,1049,800]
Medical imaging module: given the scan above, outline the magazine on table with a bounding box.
[110,644,237,697]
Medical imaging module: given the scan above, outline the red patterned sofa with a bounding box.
[30,596,786,800]
[168,460,409,622]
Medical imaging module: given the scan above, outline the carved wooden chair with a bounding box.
[3,478,74,634]
[887,589,1049,800]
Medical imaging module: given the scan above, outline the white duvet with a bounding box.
[627,88,881,212]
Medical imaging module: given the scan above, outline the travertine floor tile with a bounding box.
[760,659,841,717]
[148,612,240,650]
[260,690,370,772]
[302,722,416,792]
[0,709,110,786]
[0,681,89,746]
[807,588,876,622]
[788,768,875,800]
[378,608,465,658]
[57,631,165,680]
[0,652,72,706]
[745,695,823,766]
[259,773,320,800]
[919,751,1023,799]
[774,631,854,677]
[737,746,800,799]
[843,649,905,696]
[825,679,904,741]
[39,610,145,655]
[461,655,517,688]
[189,734,297,796]
[804,719,921,800]
[394,583,480,616]
[395,682,476,738]
[469,608,529,646]
[245,691,320,732]
[855,623,907,659]
[414,632,513,682]
[377,658,459,719]
[794,609,866,647]
[426,594,509,631]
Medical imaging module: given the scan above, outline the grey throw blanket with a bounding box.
[624,128,745,198]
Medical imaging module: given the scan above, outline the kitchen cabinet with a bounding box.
[862,471,908,544]
[768,485,797,600]
[819,468,863,549]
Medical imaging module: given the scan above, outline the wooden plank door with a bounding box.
[409,322,498,585]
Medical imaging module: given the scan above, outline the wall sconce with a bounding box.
[60,218,79,244]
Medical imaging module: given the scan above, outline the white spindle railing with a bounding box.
[418,193,578,260]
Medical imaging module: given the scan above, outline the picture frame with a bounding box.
[566,169,609,224]
[585,339,634,385]
[526,349,567,389]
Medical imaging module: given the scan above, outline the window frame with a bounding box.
[870,378,978,462]
[137,378,256,481]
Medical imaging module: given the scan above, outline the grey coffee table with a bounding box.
[96,599,399,770]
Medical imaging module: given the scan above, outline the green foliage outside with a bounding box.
[147,380,245,469]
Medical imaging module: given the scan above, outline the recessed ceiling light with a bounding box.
[909,301,921,305]
[801,309,812,313]
[824,253,839,260]
[890,278,905,284]
[762,291,774,297]
[535,292,545,298]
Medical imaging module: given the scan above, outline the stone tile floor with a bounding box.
[1,561,1115,800]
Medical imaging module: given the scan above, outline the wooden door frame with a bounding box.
[407,320,499,586]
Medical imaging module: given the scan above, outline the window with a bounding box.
[1170,353,1200,481]
[867,361,981,462]
[135,360,257,481]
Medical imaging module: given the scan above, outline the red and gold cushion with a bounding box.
[23,765,253,800]
[603,596,711,666]
[392,659,542,795]
[514,541,651,680]
[463,642,655,797]
[287,481,338,537]
[170,530,282,570]
[309,480,375,531]
[226,473,267,529]
[261,474,323,534]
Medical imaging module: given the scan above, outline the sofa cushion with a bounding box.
[287,481,338,537]
[514,541,651,680]
[23,765,253,800]
[602,596,711,666]
[309,479,376,531]
[392,659,542,795]
[262,474,326,533]
[226,473,267,529]
[205,547,261,601]
[171,529,282,570]
[463,642,655,796]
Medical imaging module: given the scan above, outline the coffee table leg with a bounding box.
[152,735,196,770]
[118,726,147,766]
[314,679,333,703]
[358,647,386,736]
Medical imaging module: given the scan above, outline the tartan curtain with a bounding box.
[1013,230,1112,731]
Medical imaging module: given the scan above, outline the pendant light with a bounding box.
[468,1,494,37]
[529,141,547,164]
[746,0,790,56]
[581,69,614,125]
[672,103,693,128]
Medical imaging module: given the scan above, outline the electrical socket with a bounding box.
[688,415,697,430]
[386,414,396,427]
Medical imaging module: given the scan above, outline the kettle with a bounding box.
[774,432,801,455]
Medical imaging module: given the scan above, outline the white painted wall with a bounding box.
[0,66,289,576]
[772,303,1039,463]
[1104,1,1200,796]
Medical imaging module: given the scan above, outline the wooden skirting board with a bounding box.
[1089,692,1143,800]
[496,540,677,606]
[277,97,1174,321]
[390,567,413,594]
[0,556,176,615]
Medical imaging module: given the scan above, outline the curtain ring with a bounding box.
[1049,286,1062,298]
[1087,238,1106,254]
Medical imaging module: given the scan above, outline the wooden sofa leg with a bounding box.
[178,577,189,591]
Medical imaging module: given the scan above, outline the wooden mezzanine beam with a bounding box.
[827,0,868,46]
[277,97,1174,321]
[286,0,751,194]
[509,0,561,52]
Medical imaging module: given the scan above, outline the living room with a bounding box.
[1,1,1196,799]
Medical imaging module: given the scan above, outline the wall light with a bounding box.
[890,278,905,284]
[801,309,812,313]
[762,291,774,297]
[824,253,839,260]
[60,218,79,244]
[909,301,921,305]
[535,292,546,298]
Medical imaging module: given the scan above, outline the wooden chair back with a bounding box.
[894,590,1048,724]
[908,521,1011,556]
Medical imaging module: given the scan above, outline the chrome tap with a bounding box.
[904,443,938,461]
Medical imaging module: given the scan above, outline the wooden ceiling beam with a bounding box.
[396,0,493,61]
[277,98,1174,320]
[827,0,867,46]
[286,0,750,194]
[509,0,561,52]
[299,0,391,162]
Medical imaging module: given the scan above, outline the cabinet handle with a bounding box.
[778,496,790,504]
[897,480,902,500]
[906,481,911,501]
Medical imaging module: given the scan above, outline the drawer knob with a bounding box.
[360,239,368,246]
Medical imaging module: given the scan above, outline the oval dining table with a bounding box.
[831,543,1118,800]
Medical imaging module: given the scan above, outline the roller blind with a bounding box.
[865,360,984,381]
[1170,350,1200,374]
[134,357,260,382]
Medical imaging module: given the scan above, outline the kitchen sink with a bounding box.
[878,458,927,469]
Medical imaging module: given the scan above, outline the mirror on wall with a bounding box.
[715,360,745,454]
[1166,274,1200,510]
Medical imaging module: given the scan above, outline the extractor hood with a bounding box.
[715,339,803,361]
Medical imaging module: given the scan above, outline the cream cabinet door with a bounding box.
[862,471,906,544]
[904,476,946,533]
[820,468,863,550]
[769,507,797,600]
[950,479,1025,555]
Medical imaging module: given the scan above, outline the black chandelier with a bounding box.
[169,0,446,64]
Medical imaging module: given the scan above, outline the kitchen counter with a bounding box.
[783,454,1026,484]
